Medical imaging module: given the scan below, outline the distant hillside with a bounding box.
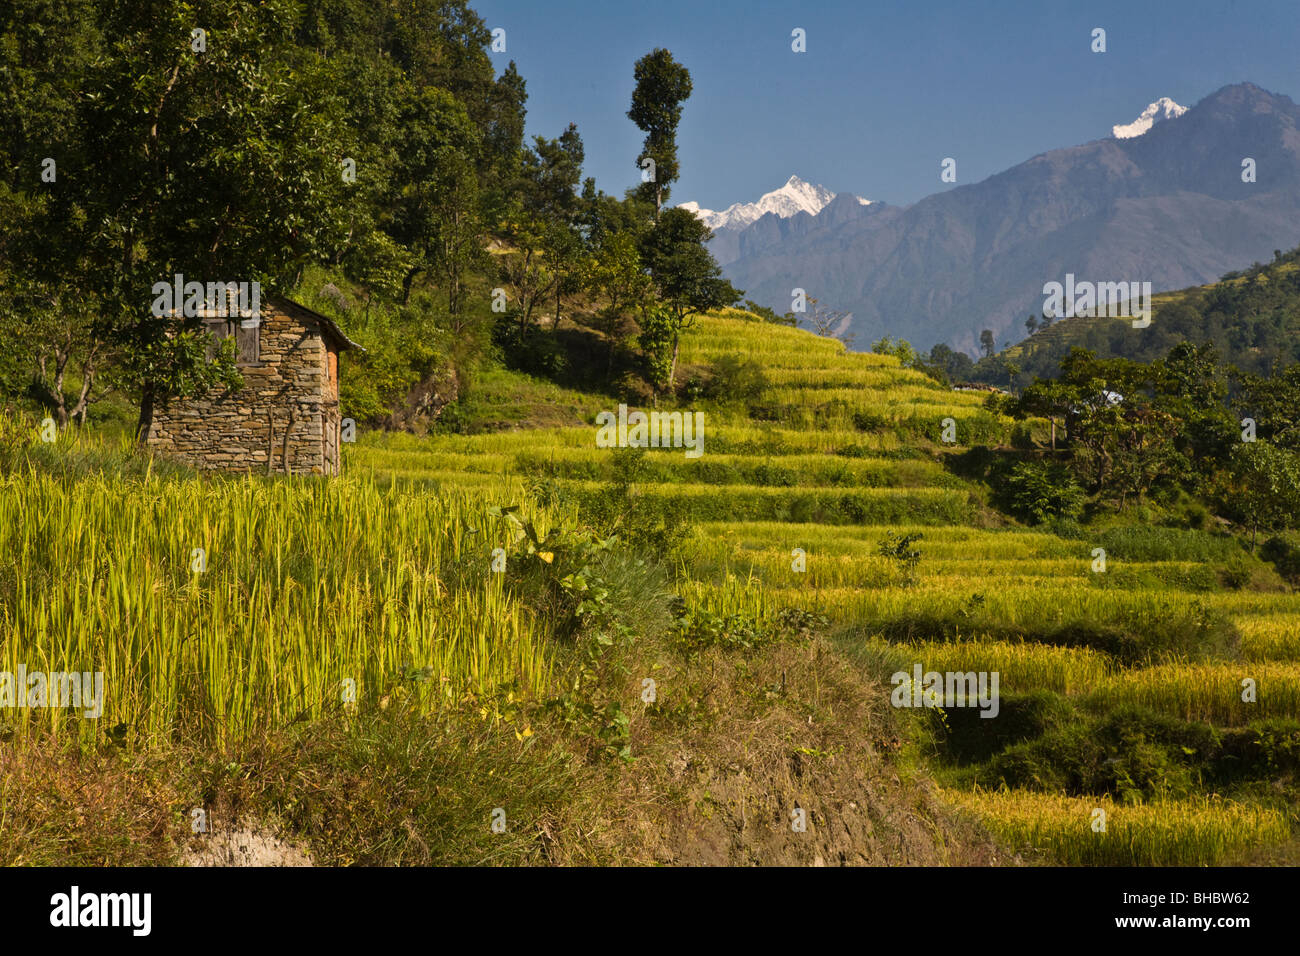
[984,244,1300,385]
[718,83,1300,354]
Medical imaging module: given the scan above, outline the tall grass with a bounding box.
[893,641,1112,695]
[0,469,556,750]
[1087,663,1300,724]
[948,790,1290,865]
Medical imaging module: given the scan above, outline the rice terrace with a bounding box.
[3,0,1300,915]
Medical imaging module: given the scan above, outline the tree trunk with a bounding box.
[136,384,155,443]
[401,267,421,306]
[448,269,460,326]
[668,333,680,393]
[49,344,72,427]
[69,363,95,427]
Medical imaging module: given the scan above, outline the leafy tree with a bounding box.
[1025,314,1039,335]
[639,207,741,389]
[498,219,553,338]
[1,275,116,427]
[1004,359,1022,389]
[584,231,650,377]
[1225,441,1300,549]
[0,0,357,437]
[499,124,587,337]
[1055,349,1180,503]
[871,336,920,367]
[1153,342,1237,480]
[627,48,692,219]
[1236,363,1300,452]
[0,0,107,425]
[386,86,483,309]
[375,0,522,185]
[927,343,973,384]
[637,304,675,393]
[979,329,996,358]
[1014,379,1074,451]
[579,178,650,248]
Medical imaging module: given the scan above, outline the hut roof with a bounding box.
[276,297,366,353]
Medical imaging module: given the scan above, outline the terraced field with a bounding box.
[351,312,1300,865]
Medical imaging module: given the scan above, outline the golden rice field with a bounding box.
[5,310,1297,864]
[521,314,1300,863]
[946,791,1290,866]
[0,470,554,750]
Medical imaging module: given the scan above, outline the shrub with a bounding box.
[667,600,825,659]
[703,355,768,405]
[1000,460,1085,524]
[877,531,923,585]
[747,460,797,487]
[852,411,888,432]
[1093,526,1242,563]
[1261,536,1300,582]
[986,706,1215,800]
[940,690,1075,765]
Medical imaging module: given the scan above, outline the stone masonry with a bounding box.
[145,298,362,475]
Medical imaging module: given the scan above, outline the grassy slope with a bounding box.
[353,310,1299,865]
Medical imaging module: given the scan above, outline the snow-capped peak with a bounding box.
[1112,96,1187,139]
[678,175,871,231]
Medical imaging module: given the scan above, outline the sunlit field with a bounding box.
[6,311,1298,865]
[0,469,555,750]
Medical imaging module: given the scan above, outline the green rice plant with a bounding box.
[0,469,559,751]
[1092,525,1246,563]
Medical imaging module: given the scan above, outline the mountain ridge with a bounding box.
[713,83,1300,354]
[678,174,870,232]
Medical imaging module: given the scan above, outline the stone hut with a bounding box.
[144,297,363,475]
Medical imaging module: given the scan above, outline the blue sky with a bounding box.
[472,0,1299,209]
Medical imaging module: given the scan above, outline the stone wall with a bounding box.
[146,301,343,475]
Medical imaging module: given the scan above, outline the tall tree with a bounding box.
[627,48,692,220]
[639,207,741,389]
[979,329,997,358]
[1154,342,1236,478]
[500,124,586,336]
[64,0,355,438]
[386,86,483,309]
